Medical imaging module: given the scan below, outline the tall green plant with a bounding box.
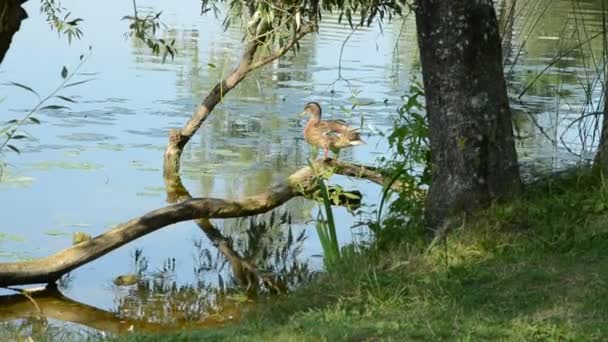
[307,159,341,266]
[315,176,341,265]
[375,82,429,241]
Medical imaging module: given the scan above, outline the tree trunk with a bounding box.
[595,85,608,168]
[0,0,28,64]
[594,3,608,170]
[415,0,521,229]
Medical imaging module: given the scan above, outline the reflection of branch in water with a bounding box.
[167,169,310,295]
[0,159,391,287]
[0,285,255,337]
[165,168,264,292]
[0,286,171,334]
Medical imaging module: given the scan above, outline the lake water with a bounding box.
[0,0,606,336]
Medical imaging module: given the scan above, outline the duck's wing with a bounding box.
[319,120,364,147]
[318,120,352,135]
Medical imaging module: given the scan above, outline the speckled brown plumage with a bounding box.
[302,102,364,159]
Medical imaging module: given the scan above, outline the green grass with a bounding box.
[113,168,608,341]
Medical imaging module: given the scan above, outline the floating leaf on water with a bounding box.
[71,223,92,228]
[29,161,103,171]
[58,221,92,228]
[0,232,26,242]
[0,174,35,189]
[64,150,81,157]
[44,229,70,236]
[136,167,160,172]
[97,143,124,151]
[136,191,161,197]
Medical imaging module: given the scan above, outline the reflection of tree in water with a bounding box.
[499,0,608,168]
[171,26,320,200]
[111,209,311,325]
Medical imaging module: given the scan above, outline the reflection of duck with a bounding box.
[301,102,364,159]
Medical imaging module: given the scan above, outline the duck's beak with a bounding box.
[299,110,308,117]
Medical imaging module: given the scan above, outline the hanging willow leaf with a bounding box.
[61,66,68,79]
[65,78,95,88]
[6,82,39,98]
[56,95,77,103]
[7,144,20,154]
[41,105,69,110]
[29,117,41,124]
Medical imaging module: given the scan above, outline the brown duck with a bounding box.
[301,102,364,159]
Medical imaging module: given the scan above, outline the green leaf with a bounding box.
[65,78,95,88]
[56,95,76,103]
[29,117,41,124]
[207,63,216,69]
[10,135,27,140]
[61,66,68,79]
[6,82,39,98]
[44,229,69,236]
[40,105,69,110]
[7,144,20,154]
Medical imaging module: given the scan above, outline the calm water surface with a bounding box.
[0,0,606,335]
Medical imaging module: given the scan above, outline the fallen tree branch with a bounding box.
[0,159,396,287]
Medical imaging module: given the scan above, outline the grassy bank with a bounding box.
[119,169,608,341]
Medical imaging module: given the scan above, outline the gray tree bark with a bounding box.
[594,4,608,170]
[415,0,521,228]
[0,0,28,64]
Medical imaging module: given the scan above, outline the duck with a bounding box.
[301,102,364,159]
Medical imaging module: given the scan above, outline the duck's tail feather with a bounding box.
[347,129,365,145]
